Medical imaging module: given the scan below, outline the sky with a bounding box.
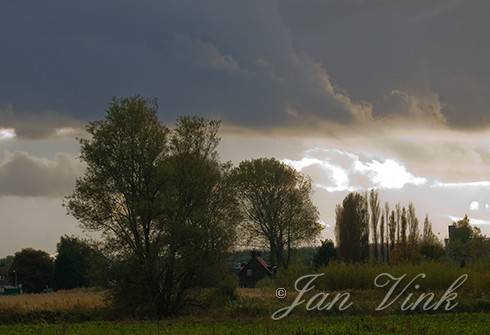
[1,0,490,255]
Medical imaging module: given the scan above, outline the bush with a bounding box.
[419,240,445,261]
[273,262,312,289]
[313,240,338,269]
[215,273,238,303]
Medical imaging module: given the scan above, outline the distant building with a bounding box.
[237,251,275,288]
[448,224,459,241]
[445,218,485,247]
[0,266,10,286]
[445,225,459,247]
[0,265,22,295]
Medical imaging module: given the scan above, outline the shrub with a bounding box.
[313,240,338,269]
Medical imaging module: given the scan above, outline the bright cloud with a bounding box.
[354,159,426,189]
[433,181,490,188]
[283,148,426,192]
[0,128,15,140]
[449,216,490,226]
[284,147,490,194]
[470,201,480,211]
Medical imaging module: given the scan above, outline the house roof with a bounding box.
[238,253,273,276]
[256,256,273,275]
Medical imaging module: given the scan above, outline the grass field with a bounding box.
[0,289,108,324]
[1,313,490,335]
[2,275,490,334]
[0,289,107,313]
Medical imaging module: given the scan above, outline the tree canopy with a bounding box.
[11,248,54,293]
[66,96,240,316]
[54,236,107,290]
[335,192,369,263]
[232,158,321,268]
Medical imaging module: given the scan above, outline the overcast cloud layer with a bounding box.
[1,0,490,135]
[1,1,490,254]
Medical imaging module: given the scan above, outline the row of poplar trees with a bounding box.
[335,190,443,263]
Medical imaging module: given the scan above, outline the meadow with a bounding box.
[2,314,490,335]
[2,262,490,333]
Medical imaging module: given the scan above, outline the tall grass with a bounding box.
[0,289,108,324]
[268,261,490,294]
[0,288,107,313]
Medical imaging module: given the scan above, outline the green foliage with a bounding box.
[419,241,445,261]
[313,239,337,268]
[66,96,240,316]
[270,262,312,289]
[407,203,419,246]
[4,314,490,334]
[336,191,447,265]
[11,249,54,293]
[335,192,369,263]
[232,158,321,268]
[469,237,490,260]
[54,236,108,290]
[418,218,445,261]
[447,215,484,266]
[400,207,408,247]
[217,274,238,301]
[388,210,396,251]
[368,189,381,262]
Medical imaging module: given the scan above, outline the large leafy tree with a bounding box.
[54,236,107,290]
[232,158,321,268]
[368,189,381,262]
[400,207,408,247]
[388,210,397,255]
[447,215,482,267]
[419,215,444,261]
[335,192,369,263]
[379,215,385,262]
[313,239,338,268]
[382,202,390,262]
[407,202,420,246]
[66,96,239,316]
[11,249,54,293]
[395,203,401,243]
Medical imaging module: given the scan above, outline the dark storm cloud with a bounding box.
[0,0,365,135]
[0,0,488,134]
[279,0,490,128]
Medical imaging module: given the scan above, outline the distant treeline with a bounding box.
[332,190,488,267]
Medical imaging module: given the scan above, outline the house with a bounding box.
[237,251,275,288]
[0,265,22,295]
[0,266,10,286]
